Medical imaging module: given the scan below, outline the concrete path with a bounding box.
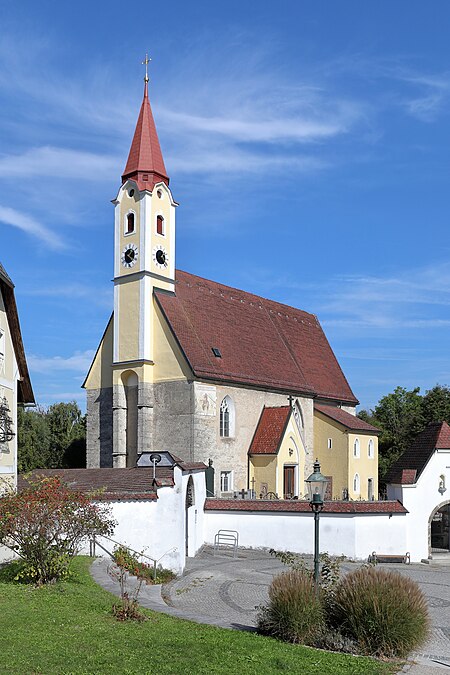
[90,547,450,674]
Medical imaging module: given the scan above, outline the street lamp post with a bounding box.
[305,459,329,587]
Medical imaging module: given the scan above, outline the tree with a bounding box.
[0,476,115,583]
[17,401,86,471]
[422,385,450,427]
[17,406,51,473]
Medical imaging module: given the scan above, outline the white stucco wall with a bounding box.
[80,468,207,574]
[387,449,450,561]
[203,509,408,561]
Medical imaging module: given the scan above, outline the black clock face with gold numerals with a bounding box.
[121,244,138,268]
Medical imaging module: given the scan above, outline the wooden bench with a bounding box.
[369,551,410,564]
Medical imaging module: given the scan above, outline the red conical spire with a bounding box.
[122,75,169,191]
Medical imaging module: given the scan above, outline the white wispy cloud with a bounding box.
[0,205,66,249]
[23,283,111,307]
[28,350,95,374]
[0,147,118,180]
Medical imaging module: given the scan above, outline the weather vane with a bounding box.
[142,53,151,83]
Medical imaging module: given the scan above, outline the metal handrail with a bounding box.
[90,534,177,581]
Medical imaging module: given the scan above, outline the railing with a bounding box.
[89,534,177,582]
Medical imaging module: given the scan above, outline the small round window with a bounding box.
[128,189,135,197]
[157,189,163,199]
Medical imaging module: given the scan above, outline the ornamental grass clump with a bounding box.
[329,567,430,658]
[257,570,324,644]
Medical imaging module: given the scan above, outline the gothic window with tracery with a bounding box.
[219,396,234,437]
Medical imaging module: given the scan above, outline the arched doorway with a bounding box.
[430,502,450,554]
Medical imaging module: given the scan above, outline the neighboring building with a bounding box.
[314,404,380,500]
[83,75,376,500]
[0,263,34,492]
[386,421,450,561]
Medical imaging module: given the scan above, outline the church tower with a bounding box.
[111,63,177,468]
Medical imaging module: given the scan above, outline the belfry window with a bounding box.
[156,215,164,235]
[219,396,235,438]
[125,212,135,234]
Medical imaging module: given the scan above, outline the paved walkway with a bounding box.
[90,547,450,674]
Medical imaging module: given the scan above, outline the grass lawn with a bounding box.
[0,557,399,675]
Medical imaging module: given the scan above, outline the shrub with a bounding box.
[257,570,324,644]
[329,567,430,657]
[0,476,115,584]
[112,546,175,584]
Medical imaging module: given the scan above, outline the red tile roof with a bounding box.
[122,82,169,191]
[204,498,407,514]
[315,404,380,433]
[18,468,163,501]
[248,406,291,455]
[155,270,358,404]
[385,421,450,484]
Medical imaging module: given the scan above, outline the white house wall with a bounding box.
[203,510,408,561]
[387,449,450,561]
[80,468,206,574]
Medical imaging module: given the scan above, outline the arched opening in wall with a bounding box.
[125,212,135,234]
[429,502,450,555]
[185,475,195,555]
[156,214,164,236]
[122,371,138,467]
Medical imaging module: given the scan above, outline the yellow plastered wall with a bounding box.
[117,282,139,362]
[249,455,277,495]
[84,317,114,390]
[348,432,378,500]
[153,300,191,382]
[314,411,349,499]
[275,417,305,498]
[150,184,173,277]
[118,189,141,277]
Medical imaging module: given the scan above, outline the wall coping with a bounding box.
[204,498,408,514]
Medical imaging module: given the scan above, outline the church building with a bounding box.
[83,72,379,501]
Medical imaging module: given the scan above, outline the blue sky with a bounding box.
[2,0,450,411]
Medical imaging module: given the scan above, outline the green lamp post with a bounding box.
[305,459,329,586]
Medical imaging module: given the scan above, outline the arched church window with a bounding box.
[368,438,374,459]
[156,215,164,236]
[353,473,360,494]
[353,438,360,458]
[293,401,304,430]
[220,396,235,438]
[186,475,195,508]
[125,212,135,234]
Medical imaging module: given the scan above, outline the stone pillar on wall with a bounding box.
[137,382,154,456]
[112,384,127,469]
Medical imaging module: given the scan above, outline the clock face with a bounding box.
[153,246,168,269]
[121,243,139,268]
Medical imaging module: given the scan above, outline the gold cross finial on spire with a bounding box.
[142,53,151,83]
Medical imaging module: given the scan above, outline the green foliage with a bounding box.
[269,549,343,602]
[0,557,395,675]
[18,401,86,471]
[257,570,325,644]
[112,545,175,584]
[329,567,430,658]
[0,476,115,584]
[358,383,450,480]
